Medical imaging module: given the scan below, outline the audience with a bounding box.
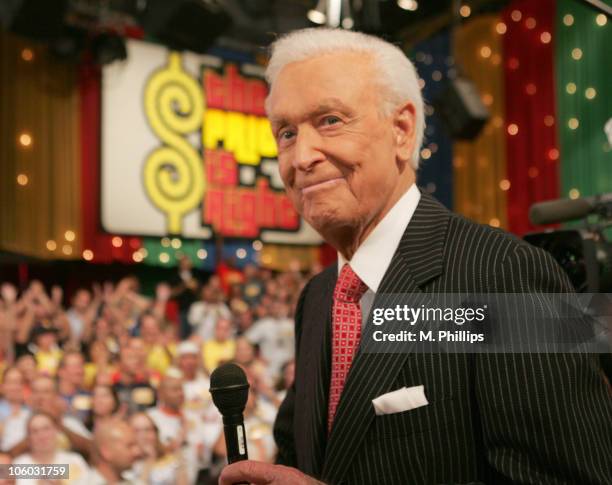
[0,262,307,483]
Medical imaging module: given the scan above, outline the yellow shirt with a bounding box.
[35,348,63,376]
[146,344,173,375]
[202,340,236,373]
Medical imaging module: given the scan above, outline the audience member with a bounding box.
[13,412,89,484]
[202,319,236,373]
[245,300,294,379]
[86,385,122,432]
[0,368,28,452]
[187,285,231,342]
[90,418,141,484]
[129,412,188,485]
[58,352,90,423]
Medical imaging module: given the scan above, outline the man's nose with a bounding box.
[293,126,325,171]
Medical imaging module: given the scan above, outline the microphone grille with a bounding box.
[209,363,250,415]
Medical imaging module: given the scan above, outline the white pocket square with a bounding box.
[372,385,429,416]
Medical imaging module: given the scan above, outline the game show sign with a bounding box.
[101,40,321,244]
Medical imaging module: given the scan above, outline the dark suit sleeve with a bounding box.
[476,245,612,484]
[273,279,310,467]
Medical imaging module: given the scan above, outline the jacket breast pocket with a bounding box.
[369,394,455,442]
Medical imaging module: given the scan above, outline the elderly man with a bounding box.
[220,28,611,485]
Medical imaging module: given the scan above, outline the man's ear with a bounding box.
[393,102,417,164]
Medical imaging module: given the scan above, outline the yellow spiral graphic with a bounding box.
[143,53,205,234]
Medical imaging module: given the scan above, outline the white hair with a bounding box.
[265,28,425,169]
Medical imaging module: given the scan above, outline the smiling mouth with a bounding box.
[301,177,344,194]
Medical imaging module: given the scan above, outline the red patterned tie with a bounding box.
[328,264,368,434]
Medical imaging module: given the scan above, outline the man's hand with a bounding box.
[219,461,324,485]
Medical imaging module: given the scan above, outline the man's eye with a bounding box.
[279,130,295,141]
[322,116,341,126]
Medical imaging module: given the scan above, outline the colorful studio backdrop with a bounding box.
[1,0,610,271]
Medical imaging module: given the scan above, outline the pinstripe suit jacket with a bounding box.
[273,193,612,484]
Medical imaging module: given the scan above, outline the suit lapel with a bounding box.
[321,193,451,482]
[300,265,336,476]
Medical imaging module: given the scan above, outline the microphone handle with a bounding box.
[223,413,249,464]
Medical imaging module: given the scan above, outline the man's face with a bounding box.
[178,353,199,377]
[214,319,232,341]
[160,377,184,409]
[60,354,85,387]
[119,347,140,376]
[267,51,415,236]
[30,378,56,411]
[72,289,91,311]
[106,425,141,471]
[2,369,24,403]
[140,316,161,345]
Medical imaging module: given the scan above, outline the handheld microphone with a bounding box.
[210,363,250,465]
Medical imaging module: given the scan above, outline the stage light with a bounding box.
[499,179,511,191]
[525,17,536,29]
[460,5,471,18]
[16,174,28,186]
[528,167,539,178]
[21,48,34,61]
[252,240,263,251]
[540,32,551,43]
[596,14,607,26]
[566,82,576,94]
[171,238,182,249]
[112,236,123,248]
[159,252,170,263]
[511,10,522,22]
[197,249,208,259]
[525,83,536,95]
[489,218,500,227]
[236,248,247,259]
[544,115,555,127]
[83,250,94,261]
[568,118,579,130]
[571,48,582,60]
[563,14,574,26]
[507,124,518,136]
[19,133,32,147]
[64,230,75,242]
[585,87,596,100]
[62,245,73,255]
[569,188,580,199]
[161,237,170,247]
[548,148,560,161]
[496,22,507,34]
[307,0,327,25]
[479,46,492,58]
[46,240,57,251]
[397,0,418,11]
[420,148,431,160]
[133,252,144,262]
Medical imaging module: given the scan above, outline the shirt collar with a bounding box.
[338,184,421,293]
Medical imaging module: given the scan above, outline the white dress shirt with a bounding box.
[338,183,421,326]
